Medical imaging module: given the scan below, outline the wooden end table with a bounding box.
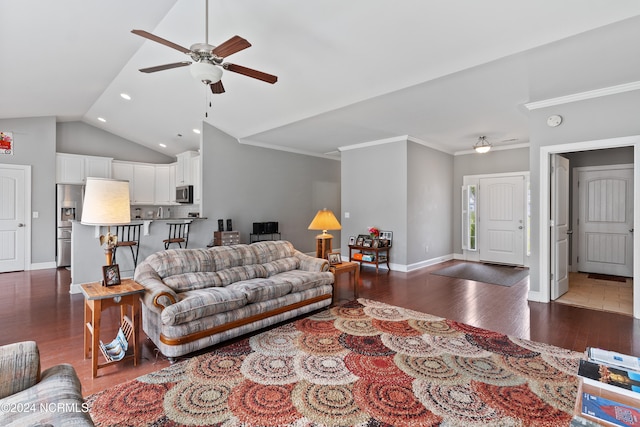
[80,279,145,378]
[330,261,360,300]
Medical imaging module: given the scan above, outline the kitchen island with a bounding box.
[70,217,209,293]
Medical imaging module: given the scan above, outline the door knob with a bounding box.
[518,226,523,229]
[630,229,634,233]
[17,223,24,227]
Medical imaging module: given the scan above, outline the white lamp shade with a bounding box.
[190,61,223,84]
[81,178,131,226]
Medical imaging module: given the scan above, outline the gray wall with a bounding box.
[341,141,407,263]
[199,123,341,254]
[0,116,57,264]
[407,142,453,265]
[340,139,454,268]
[57,121,174,163]
[452,147,529,254]
[528,90,640,294]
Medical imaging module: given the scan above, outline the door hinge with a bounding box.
[550,273,554,281]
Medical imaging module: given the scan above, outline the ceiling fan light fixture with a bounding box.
[190,61,223,85]
[474,136,492,154]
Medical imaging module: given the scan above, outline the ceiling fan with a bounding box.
[131,1,277,94]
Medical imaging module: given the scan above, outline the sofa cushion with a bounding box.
[163,265,267,292]
[210,245,260,270]
[270,270,335,293]
[226,278,293,303]
[161,287,248,326]
[262,256,300,277]
[250,240,296,264]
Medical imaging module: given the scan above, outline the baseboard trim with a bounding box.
[405,254,453,272]
[30,262,57,270]
[527,290,546,303]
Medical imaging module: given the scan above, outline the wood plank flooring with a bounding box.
[0,260,638,396]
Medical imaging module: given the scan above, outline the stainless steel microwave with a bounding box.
[176,185,193,203]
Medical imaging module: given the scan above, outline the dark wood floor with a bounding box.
[1,260,638,396]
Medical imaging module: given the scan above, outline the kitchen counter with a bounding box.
[70,217,210,293]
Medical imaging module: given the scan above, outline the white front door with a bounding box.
[551,155,570,299]
[577,167,634,276]
[479,175,525,266]
[0,165,27,272]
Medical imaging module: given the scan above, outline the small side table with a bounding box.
[330,261,360,300]
[80,279,145,378]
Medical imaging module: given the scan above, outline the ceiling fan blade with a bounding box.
[139,61,191,73]
[224,63,278,84]
[212,35,251,58]
[131,29,192,54]
[210,81,225,94]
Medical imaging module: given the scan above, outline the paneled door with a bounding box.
[0,165,27,272]
[577,167,633,277]
[551,155,570,299]
[478,175,525,266]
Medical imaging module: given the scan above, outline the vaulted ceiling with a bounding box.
[2,1,640,158]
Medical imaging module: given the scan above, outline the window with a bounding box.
[462,184,477,251]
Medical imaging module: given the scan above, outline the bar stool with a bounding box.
[163,222,191,249]
[112,224,142,268]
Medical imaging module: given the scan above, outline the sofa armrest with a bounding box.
[0,364,93,426]
[135,262,178,313]
[294,251,330,272]
[0,341,40,399]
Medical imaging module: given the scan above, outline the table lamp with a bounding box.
[308,208,341,259]
[81,178,131,266]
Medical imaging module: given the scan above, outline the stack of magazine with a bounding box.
[99,327,129,362]
[575,347,640,427]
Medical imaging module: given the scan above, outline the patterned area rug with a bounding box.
[87,299,583,426]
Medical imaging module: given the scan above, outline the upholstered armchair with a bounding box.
[0,341,94,426]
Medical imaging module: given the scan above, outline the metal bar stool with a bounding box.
[112,224,142,268]
[163,222,191,249]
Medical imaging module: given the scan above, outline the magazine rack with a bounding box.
[98,316,133,363]
[80,279,145,377]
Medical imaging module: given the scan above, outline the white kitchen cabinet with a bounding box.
[132,164,155,205]
[56,153,112,184]
[176,151,198,185]
[154,165,173,204]
[111,161,134,200]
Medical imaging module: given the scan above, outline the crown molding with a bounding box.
[238,138,341,161]
[338,135,454,155]
[524,81,640,110]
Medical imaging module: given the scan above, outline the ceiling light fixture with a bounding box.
[120,93,132,100]
[159,143,167,148]
[97,117,106,123]
[190,60,223,85]
[473,136,492,154]
[193,129,201,134]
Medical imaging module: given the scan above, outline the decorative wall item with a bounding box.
[0,131,13,155]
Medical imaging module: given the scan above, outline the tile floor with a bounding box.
[555,272,633,316]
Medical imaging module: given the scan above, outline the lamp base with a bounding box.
[104,247,113,266]
[315,234,333,259]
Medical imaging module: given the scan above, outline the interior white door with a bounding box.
[551,155,570,299]
[0,165,26,272]
[577,167,634,276]
[478,175,525,265]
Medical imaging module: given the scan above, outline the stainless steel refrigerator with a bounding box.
[56,184,84,267]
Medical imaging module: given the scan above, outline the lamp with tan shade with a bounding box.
[308,208,341,259]
[81,178,131,266]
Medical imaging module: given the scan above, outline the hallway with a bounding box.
[555,272,633,315]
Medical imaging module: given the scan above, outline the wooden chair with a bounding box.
[112,224,142,268]
[163,222,191,249]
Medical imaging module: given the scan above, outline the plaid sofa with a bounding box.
[0,341,94,426]
[134,240,334,359]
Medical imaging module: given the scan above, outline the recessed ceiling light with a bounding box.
[120,93,131,100]
[193,129,201,134]
[159,143,167,148]
[97,117,106,123]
